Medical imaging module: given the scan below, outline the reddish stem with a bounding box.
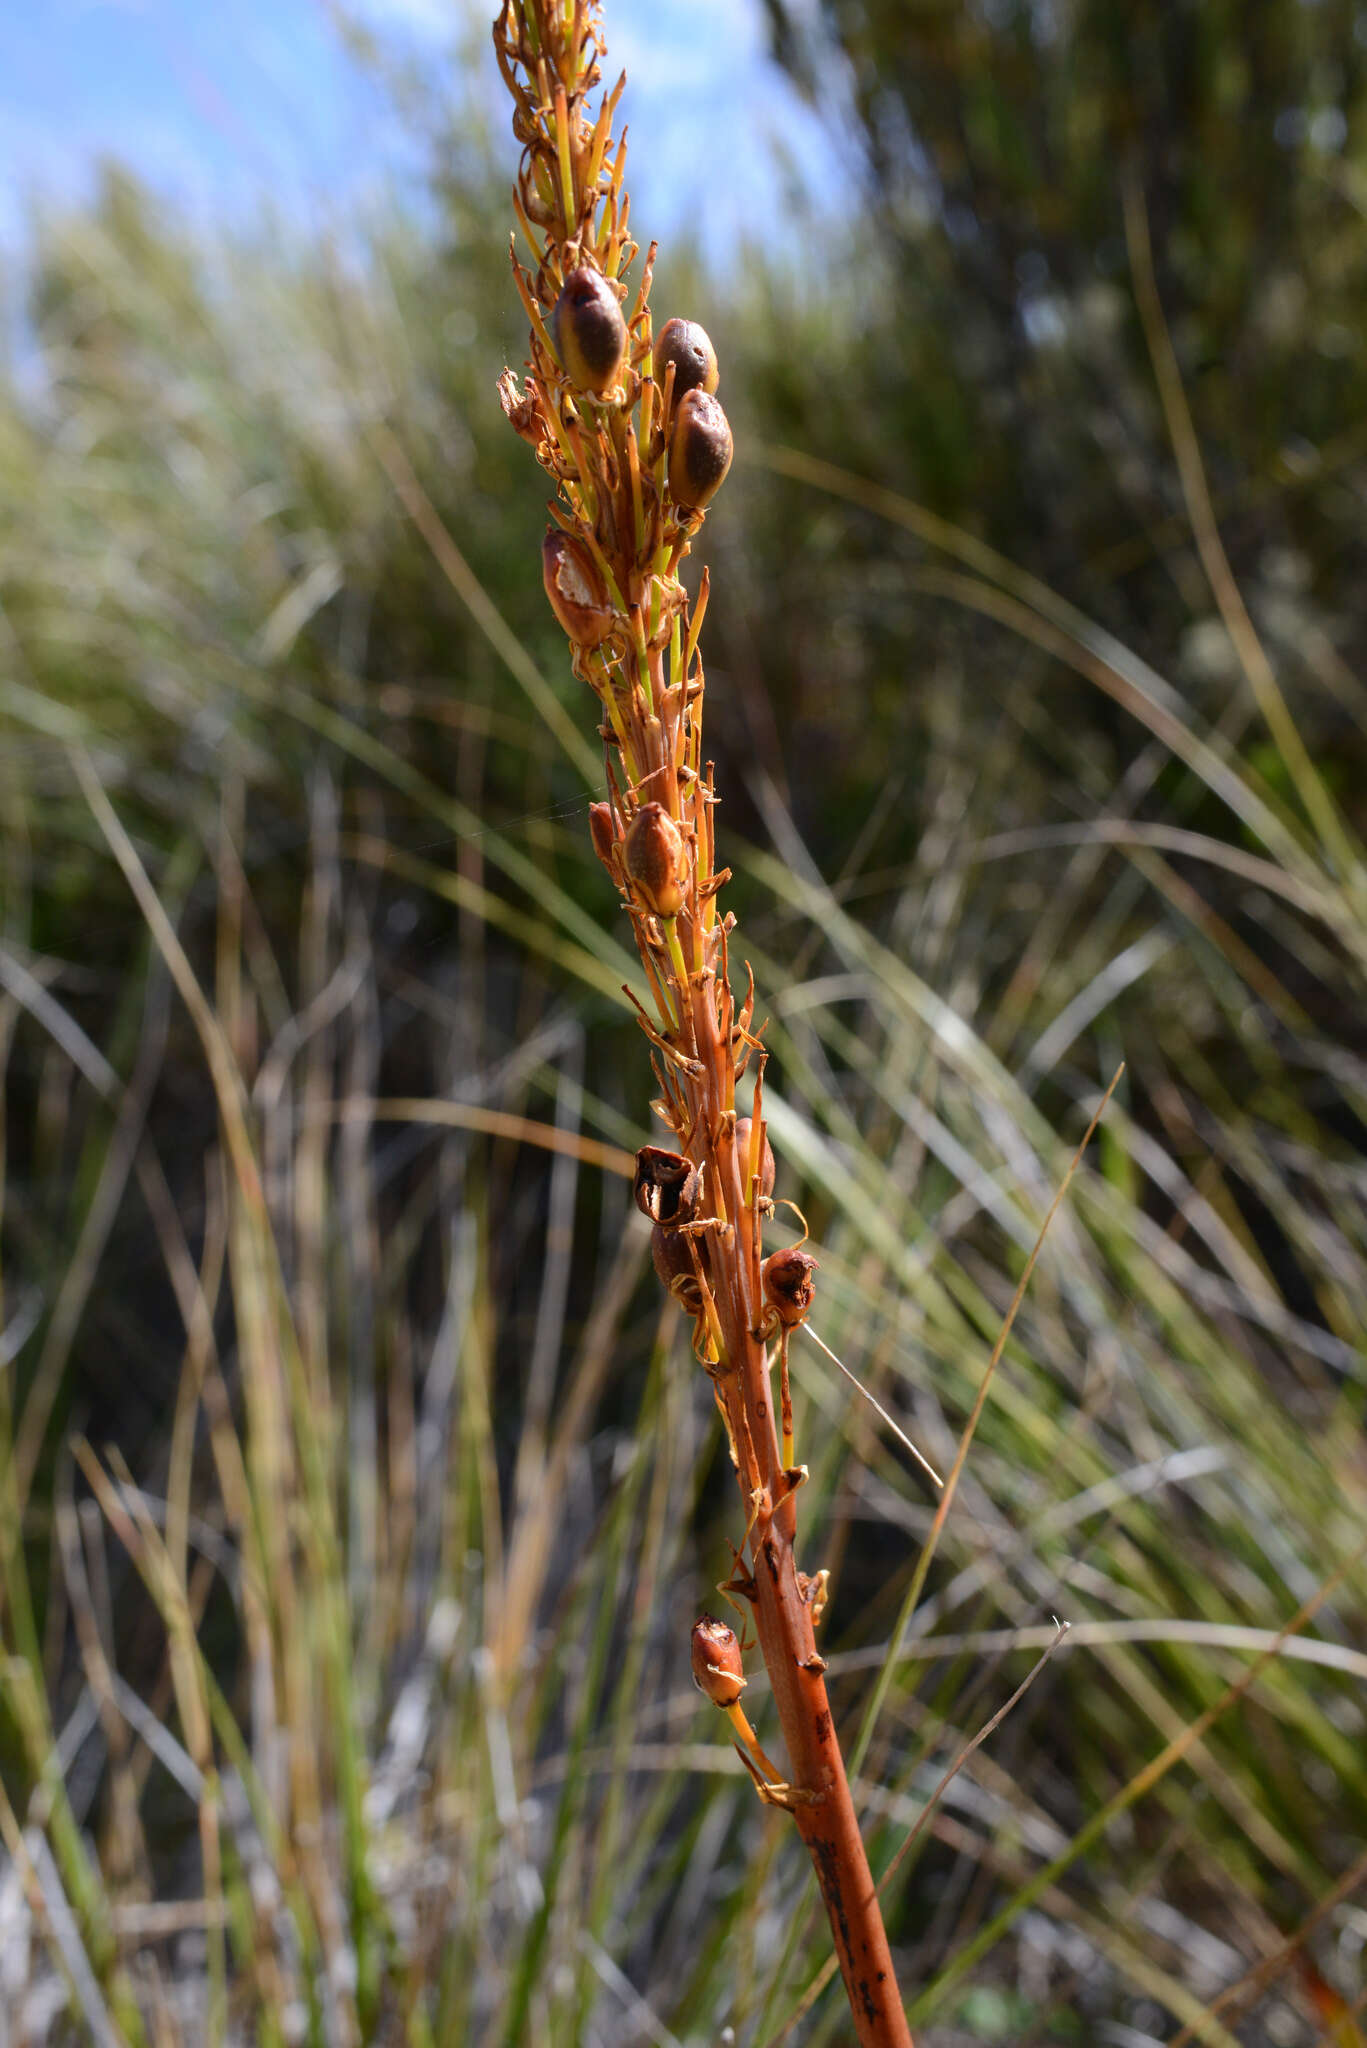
[694,989,913,2048]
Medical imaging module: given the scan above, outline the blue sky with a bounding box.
[0,0,838,263]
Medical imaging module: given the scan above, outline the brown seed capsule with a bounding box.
[651,1223,708,1313]
[542,530,615,648]
[668,389,733,511]
[691,1614,746,1707]
[734,1116,776,1202]
[588,801,618,873]
[634,1146,700,1227]
[762,1247,818,1329]
[552,265,628,395]
[622,801,687,918]
[653,317,719,401]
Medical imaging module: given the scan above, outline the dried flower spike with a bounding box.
[622,801,687,917]
[668,389,733,511]
[634,1145,700,1227]
[495,7,913,2034]
[654,317,719,401]
[691,1614,746,1706]
[552,264,628,395]
[543,530,616,647]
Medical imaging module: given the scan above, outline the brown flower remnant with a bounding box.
[690,1613,746,1707]
[632,1144,700,1227]
[762,1246,819,1475]
[762,1246,819,1329]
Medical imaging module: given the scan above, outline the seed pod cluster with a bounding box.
[655,313,732,514]
[690,1614,746,1707]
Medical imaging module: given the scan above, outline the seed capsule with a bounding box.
[734,1116,776,1202]
[653,317,719,401]
[622,801,687,918]
[552,265,627,395]
[588,801,618,873]
[762,1247,818,1329]
[542,530,615,647]
[668,389,733,511]
[691,1614,746,1707]
[634,1146,701,1227]
[651,1223,707,1313]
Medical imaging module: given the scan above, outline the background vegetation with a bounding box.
[2,1,1366,2040]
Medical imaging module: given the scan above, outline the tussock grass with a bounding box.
[0,33,1364,2048]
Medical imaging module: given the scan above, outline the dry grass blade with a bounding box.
[1164,1840,1367,2048]
[751,444,1348,923]
[370,418,602,786]
[1121,170,1363,894]
[908,1525,1367,2027]
[849,1063,1126,1784]
[325,1092,635,1176]
[799,1322,944,1489]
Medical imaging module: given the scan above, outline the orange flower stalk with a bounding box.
[492,5,913,2039]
